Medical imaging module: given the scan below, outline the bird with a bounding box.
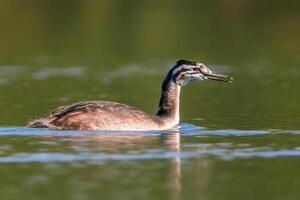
[28,59,233,131]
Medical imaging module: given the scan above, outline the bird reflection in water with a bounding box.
[160,133,181,200]
[55,131,182,200]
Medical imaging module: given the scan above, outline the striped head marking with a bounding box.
[170,59,233,86]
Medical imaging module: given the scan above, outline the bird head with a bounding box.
[169,59,233,86]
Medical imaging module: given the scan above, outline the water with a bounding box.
[1,0,300,200]
[1,127,300,200]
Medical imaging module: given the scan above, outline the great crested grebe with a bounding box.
[28,59,233,131]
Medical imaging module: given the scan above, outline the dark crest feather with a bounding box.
[176,59,197,66]
[161,59,197,89]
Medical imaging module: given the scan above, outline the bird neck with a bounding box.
[156,79,181,124]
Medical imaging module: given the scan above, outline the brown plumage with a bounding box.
[28,101,167,130]
[28,60,233,131]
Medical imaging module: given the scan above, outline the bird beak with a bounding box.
[203,71,233,83]
[199,65,233,83]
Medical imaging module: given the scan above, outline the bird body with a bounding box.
[28,101,178,130]
[28,60,232,131]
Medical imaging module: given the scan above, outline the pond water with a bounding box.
[1,1,300,200]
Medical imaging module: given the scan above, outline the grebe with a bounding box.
[28,60,233,131]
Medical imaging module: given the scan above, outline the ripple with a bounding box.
[0,126,300,163]
[202,148,300,160]
[0,127,172,136]
[32,67,85,80]
[0,65,26,85]
[0,126,299,136]
[100,63,163,84]
[1,147,300,163]
[0,151,182,163]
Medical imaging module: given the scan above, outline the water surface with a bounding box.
[1,126,300,200]
[1,0,300,200]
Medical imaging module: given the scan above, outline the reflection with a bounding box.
[61,131,182,200]
[160,133,181,200]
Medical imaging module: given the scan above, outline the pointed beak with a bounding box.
[199,64,233,83]
[203,71,233,83]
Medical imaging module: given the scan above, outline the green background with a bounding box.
[0,0,300,199]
